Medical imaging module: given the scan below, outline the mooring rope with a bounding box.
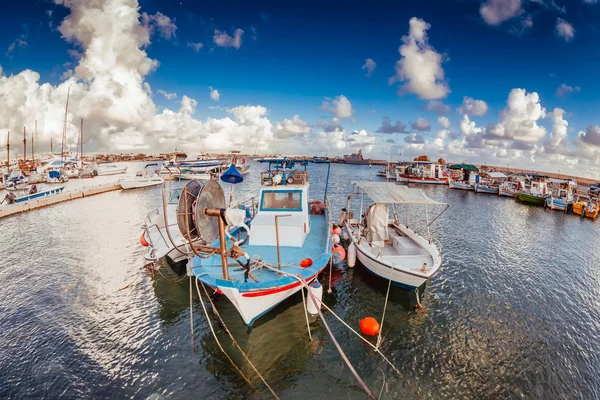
[300,284,313,342]
[376,266,394,350]
[192,278,255,388]
[196,279,280,399]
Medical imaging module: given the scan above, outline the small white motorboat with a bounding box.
[2,185,65,205]
[97,163,128,176]
[119,164,164,190]
[343,181,449,290]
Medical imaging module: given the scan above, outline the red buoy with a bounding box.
[360,317,380,336]
[332,226,342,236]
[140,234,149,247]
[332,244,346,262]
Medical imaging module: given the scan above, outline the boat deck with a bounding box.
[191,214,331,292]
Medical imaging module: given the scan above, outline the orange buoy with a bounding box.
[140,234,149,247]
[332,244,346,262]
[332,226,342,235]
[300,258,310,268]
[305,258,313,266]
[360,317,380,336]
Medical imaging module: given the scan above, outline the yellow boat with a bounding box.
[573,194,599,219]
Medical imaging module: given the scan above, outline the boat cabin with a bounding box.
[250,159,311,247]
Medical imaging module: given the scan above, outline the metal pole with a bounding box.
[425,205,431,243]
[80,119,83,165]
[359,189,364,224]
[323,161,331,203]
[6,132,10,173]
[274,214,291,269]
[33,120,36,164]
[23,126,26,163]
[205,208,230,280]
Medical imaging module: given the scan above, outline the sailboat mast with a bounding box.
[61,86,71,164]
[80,118,83,165]
[33,120,36,163]
[6,131,10,174]
[23,126,27,163]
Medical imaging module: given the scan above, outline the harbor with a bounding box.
[1,160,599,399]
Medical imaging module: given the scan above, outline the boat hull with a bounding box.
[474,184,499,194]
[97,167,128,176]
[449,181,474,191]
[517,193,546,206]
[545,197,568,211]
[120,177,164,189]
[14,187,65,203]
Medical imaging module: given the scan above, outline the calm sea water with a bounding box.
[1,161,599,399]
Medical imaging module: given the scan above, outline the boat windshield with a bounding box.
[168,188,183,204]
[261,190,302,211]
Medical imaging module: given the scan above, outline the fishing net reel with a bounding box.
[176,180,226,244]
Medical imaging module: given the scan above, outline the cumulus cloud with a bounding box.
[274,115,311,139]
[376,116,408,134]
[157,89,177,100]
[0,0,278,156]
[480,0,523,25]
[543,108,568,153]
[209,86,220,101]
[438,116,451,129]
[425,100,451,114]
[411,117,431,132]
[362,58,376,77]
[578,125,600,147]
[187,42,203,52]
[389,17,450,100]
[404,133,425,144]
[213,28,244,49]
[555,83,580,97]
[555,18,575,42]
[320,95,354,119]
[457,96,489,116]
[141,11,177,40]
[317,118,343,133]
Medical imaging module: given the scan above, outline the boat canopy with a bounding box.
[448,163,479,172]
[484,171,507,179]
[351,181,447,205]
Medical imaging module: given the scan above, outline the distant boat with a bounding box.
[448,164,479,191]
[396,161,448,185]
[119,164,164,190]
[97,163,128,176]
[545,179,577,211]
[573,193,599,219]
[343,149,371,165]
[2,185,64,205]
[474,171,507,194]
[312,156,329,164]
[516,177,550,206]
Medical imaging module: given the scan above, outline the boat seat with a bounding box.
[250,212,308,247]
[391,236,425,256]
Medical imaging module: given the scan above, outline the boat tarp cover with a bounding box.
[365,203,389,243]
[351,181,447,205]
[484,171,507,179]
[448,163,479,172]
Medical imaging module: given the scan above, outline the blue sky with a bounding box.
[1,0,599,174]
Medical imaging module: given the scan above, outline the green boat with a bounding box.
[517,193,547,206]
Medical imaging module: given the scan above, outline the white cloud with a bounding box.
[209,86,220,101]
[425,100,451,114]
[457,96,489,116]
[578,125,600,147]
[187,42,203,52]
[480,0,523,25]
[213,28,244,49]
[362,58,376,77]
[320,95,354,119]
[141,12,177,40]
[376,116,408,134]
[404,133,425,144]
[411,117,431,132]
[438,116,450,129]
[555,18,575,42]
[543,108,568,153]
[555,83,580,97]
[6,33,27,56]
[389,17,450,100]
[487,88,547,143]
[157,89,177,100]
[275,115,311,139]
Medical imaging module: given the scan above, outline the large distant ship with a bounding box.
[343,149,371,165]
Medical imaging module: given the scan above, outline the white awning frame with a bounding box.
[350,181,447,205]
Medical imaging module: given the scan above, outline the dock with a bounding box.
[0,183,121,219]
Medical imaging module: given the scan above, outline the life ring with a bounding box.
[286,176,294,184]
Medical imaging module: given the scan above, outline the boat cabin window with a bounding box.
[168,188,183,204]
[261,190,302,211]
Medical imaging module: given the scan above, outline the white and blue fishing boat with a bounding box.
[545,179,577,211]
[185,158,333,326]
[2,185,65,205]
[474,171,507,194]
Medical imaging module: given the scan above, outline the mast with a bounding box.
[6,131,10,174]
[61,86,71,165]
[80,118,83,165]
[23,126,27,163]
[50,137,53,154]
[33,120,36,163]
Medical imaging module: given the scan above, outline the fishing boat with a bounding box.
[474,171,507,194]
[96,163,128,176]
[448,164,479,191]
[1,185,64,205]
[160,160,225,180]
[516,176,549,206]
[45,170,69,184]
[343,181,449,290]
[499,180,520,197]
[186,158,333,326]
[119,164,164,190]
[573,193,599,219]
[396,161,448,185]
[545,179,577,211]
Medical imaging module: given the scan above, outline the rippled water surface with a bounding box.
[1,161,600,399]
